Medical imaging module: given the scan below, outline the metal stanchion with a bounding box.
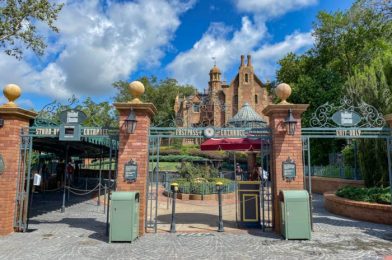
[170,182,178,233]
[216,182,224,232]
[104,184,107,214]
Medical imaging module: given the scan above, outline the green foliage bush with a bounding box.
[176,162,218,180]
[336,186,391,205]
[150,155,205,162]
[173,177,235,195]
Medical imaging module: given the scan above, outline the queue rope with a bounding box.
[65,184,101,196]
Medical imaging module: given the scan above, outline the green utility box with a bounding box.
[280,190,311,240]
[109,192,139,243]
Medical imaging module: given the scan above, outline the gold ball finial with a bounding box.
[2,84,21,108]
[275,83,292,104]
[128,81,145,104]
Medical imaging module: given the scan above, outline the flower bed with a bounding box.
[163,178,236,200]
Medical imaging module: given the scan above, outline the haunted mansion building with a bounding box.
[174,55,271,128]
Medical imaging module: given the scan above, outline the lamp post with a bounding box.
[284,109,297,136]
[216,181,224,232]
[170,182,178,233]
[125,109,137,134]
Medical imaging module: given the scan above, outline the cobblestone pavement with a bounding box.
[0,192,392,260]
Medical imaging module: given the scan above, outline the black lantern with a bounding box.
[125,109,137,134]
[284,109,297,136]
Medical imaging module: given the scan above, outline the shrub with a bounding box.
[336,186,391,205]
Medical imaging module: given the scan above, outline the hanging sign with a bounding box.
[0,154,5,174]
[124,160,138,182]
[59,109,87,125]
[332,111,361,127]
[282,157,296,181]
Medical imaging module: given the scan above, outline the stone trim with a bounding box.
[114,102,157,117]
[0,107,37,120]
[306,176,364,194]
[262,104,309,116]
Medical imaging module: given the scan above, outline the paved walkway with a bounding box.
[0,192,392,259]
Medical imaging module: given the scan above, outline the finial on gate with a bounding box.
[128,81,145,104]
[275,83,292,104]
[2,84,21,108]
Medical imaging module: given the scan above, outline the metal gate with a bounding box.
[145,126,272,233]
[14,128,33,232]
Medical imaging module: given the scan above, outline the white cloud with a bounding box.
[166,17,313,88]
[234,0,318,18]
[0,0,195,100]
[252,31,314,80]
[167,17,267,88]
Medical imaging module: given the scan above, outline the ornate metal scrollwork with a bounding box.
[309,96,386,128]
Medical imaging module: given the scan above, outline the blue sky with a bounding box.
[0,0,354,110]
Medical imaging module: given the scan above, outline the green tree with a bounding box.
[113,76,196,125]
[277,0,391,168]
[0,0,63,59]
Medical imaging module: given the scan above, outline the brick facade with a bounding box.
[263,104,308,233]
[114,103,156,236]
[0,108,36,236]
[174,55,271,127]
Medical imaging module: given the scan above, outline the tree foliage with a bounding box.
[0,0,63,59]
[113,76,196,125]
[277,0,392,185]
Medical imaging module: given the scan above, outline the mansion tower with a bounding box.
[174,55,271,127]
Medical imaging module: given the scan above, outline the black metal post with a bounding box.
[217,183,224,232]
[170,183,178,233]
[61,144,69,213]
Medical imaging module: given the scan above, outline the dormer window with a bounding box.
[193,104,200,112]
[245,73,249,83]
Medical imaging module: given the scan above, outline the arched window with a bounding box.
[255,95,258,104]
[245,73,249,83]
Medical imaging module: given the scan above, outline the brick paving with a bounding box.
[0,191,392,260]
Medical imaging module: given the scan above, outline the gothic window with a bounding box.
[255,94,258,104]
[245,73,249,83]
[193,103,200,112]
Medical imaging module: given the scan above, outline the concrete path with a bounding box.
[0,191,391,259]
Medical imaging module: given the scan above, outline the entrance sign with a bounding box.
[168,127,270,138]
[124,160,138,182]
[59,109,87,125]
[336,129,361,137]
[282,157,296,181]
[309,97,385,128]
[332,111,361,127]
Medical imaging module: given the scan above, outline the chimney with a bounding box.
[240,55,244,67]
[247,54,252,66]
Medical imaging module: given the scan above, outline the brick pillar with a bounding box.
[114,102,156,236]
[385,114,392,128]
[263,103,308,233]
[0,107,36,236]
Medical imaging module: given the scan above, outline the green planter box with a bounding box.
[280,190,311,240]
[109,192,139,243]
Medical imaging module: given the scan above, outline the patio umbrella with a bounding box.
[200,138,262,151]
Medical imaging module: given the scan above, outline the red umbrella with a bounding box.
[200,138,262,151]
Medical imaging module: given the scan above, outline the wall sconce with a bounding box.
[0,118,4,128]
[125,109,137,134]
[284,109,297,136]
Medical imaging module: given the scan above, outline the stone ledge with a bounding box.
[306,176,364,194]
[163,190,236,201]
[324,191,392,225]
